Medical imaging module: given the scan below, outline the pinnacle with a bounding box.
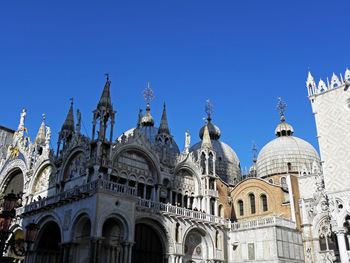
[201,122,212,148]
[158,103,170,135]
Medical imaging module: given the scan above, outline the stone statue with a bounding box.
[185,130,191,153]
[76,109,81,134]
[137,109,143,128]
[18,108,26,131]
[45,126,51,145]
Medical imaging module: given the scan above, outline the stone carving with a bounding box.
[185,130,191,153]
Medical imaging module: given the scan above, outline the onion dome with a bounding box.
[256,101,320,178]
[199,118,221,140]
[141,103,154,127]
[274,115,294,136]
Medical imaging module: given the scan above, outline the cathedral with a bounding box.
[0,69,349,263]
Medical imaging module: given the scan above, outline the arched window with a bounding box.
[208,152,214,175]
[201,152,206,174]
[281,177,287,185]
[268,179,273,184]
[249,194,256,214]
[218,204,224,218]
[261,194,268,212]
[215,231,220,248]
[238,200,244,216]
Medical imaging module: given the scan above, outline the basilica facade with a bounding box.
[0,69,349,263]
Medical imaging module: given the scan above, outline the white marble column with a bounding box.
[214,199,218,216]
[336,229,349,263]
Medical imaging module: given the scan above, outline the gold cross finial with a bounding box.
[143,82,154,104]
[205,99,213,121]
[276,97,287,120]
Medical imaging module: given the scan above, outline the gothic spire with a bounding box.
[158,103,170,135]
[201,120,212,148]
[98,74,112,110]
[61,99,75,132]
[35,114,46,145]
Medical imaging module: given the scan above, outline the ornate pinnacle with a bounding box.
[276,97,287,122]
[205,99,214,121]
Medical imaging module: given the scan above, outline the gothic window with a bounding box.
[208,152,213,175]
[238,200,244,216]
[175,223,180,242]
[201,152,206,174]
[64,152,85,180]
[3,170,23,195]
[261,194,268,212]
[218,204,224,218]
[249,194,256,214]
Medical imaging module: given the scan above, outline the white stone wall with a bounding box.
[0,126,14,161]
[309,85,350,193]
[228,226,303,263]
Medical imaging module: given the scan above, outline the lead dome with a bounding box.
[190,119,241,185]
[256,115,320,178]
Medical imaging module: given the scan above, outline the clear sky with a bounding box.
[1,0,349,171]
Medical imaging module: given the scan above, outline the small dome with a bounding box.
[190,140,241,185]
[256,136,320,178]
[199,121,221,140]
[141,104,154,127]
[274,116,294,137]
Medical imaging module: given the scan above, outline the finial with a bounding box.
[143,82,154,107]
[42,113,46,121]
[205,99,213,122]
[70,98,74,106]
[276,97,287,122]
[252,141,257,162]
[104,73,109,81]
[203,117,208,125]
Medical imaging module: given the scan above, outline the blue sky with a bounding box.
[1,1,349,171]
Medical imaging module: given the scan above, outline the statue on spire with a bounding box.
[184,129,191,153]
[276,97,287,122]
[252,141,257,162]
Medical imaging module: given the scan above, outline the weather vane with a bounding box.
[205,99,214,120]
[276,97,287,118]
[143,82,154,104]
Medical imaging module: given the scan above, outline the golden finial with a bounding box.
[205,99,214,121]
[143,82,154,104]
[276,97,287,122]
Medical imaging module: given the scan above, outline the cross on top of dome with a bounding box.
[276,97,287,122]
[205,99,214,121]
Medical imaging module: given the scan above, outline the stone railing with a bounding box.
[231,216,296,231]
[137,199,229,226]
[23,179,136,213]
